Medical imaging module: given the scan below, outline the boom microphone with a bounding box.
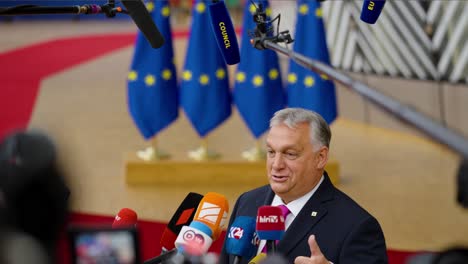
[120,0,165,48]
[208,0,241,65]
[256,206,285,254]
[225,216,257,264]
[360,0,386,24]
[112,208,138,228]
[160,192,204,251]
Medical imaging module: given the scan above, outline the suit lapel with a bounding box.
[277,173,335,255]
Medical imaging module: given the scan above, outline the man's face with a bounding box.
[266,123,326,204]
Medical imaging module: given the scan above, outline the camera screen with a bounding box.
[73,230,137,264]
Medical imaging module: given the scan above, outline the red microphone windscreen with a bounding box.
[112,208,138,228]
[256,206,285,241]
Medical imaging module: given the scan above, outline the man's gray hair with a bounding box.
[269,108,331,150]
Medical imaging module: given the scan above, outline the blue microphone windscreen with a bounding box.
[360,0,386,24]
[208,1,240,65]
[225,216,256,258]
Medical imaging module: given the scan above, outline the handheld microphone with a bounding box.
[120,0,165,48]
[160,192,204,251]
[225,216,257,264]
[192,192,229,240]
[112,208,138,228]
[174,192,229,253]
[360,0,386,24]
[248,253,266,264]
[256,206,285,254]
[208,0,240,65]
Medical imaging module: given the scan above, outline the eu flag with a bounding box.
[286,0,337,124]
[233,0,285,139]
[180,0,232,137]
[127,0,178,140]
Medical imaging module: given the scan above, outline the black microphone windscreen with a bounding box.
[120,0,164,48]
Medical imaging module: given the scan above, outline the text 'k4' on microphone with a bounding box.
[112,208,138,228]
[256,206,285,254]
[208,0,241,65]
[226,216,257,264]
[360,0,386,24]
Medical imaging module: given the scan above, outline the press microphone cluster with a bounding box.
[144,192,229,264]
[360,0,386,24]
[208,0,240,65]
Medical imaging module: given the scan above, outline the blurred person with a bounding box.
[406,247,468,264]
[220,108,387,264]
[0,130,70,263]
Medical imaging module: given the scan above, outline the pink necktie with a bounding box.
[262,204,290,253]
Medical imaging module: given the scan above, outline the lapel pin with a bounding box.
[311,211,318,217]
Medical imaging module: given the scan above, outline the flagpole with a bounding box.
[136,136,170,161]
[241,138,266,162]
[188,137,221,161]
[260,39,468,159]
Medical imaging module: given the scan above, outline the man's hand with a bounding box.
[294,235,330,264]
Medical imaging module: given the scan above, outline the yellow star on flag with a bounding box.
[146,1,154,12]
[288,73,297,84]
[249,4,256,15]
[316,7,323,18]
[299,4,309,15]
[196,2,206,13]
[269,69,279,80]
[320,74,329,80]
[145,74,156,86]
[252,75,264,87]
[182,70,192,81]
[199,74,209,85]
[128,71,138,81]
[162,69,172,80]
[236,72,246,83]
[266,7,272,17]
[304,76,315,87]
[161,6,170,17]
[216,68,226,79]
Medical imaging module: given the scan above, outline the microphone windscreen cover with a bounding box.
[193,192,229,240]
[120,0,165,48]
[248,253,266,264]
[112,208,138,228]
[256,206,284,241]
[360,0,386,24]
[225,216,256,259]
[208,1,240,65]
[161,192,204,250]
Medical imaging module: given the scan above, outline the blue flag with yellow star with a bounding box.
[127,0,178,140]
[233,0,285,139]
[286,0,337,124]
[180,0,231,137]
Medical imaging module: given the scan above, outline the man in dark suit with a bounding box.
[220,108,387,264]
